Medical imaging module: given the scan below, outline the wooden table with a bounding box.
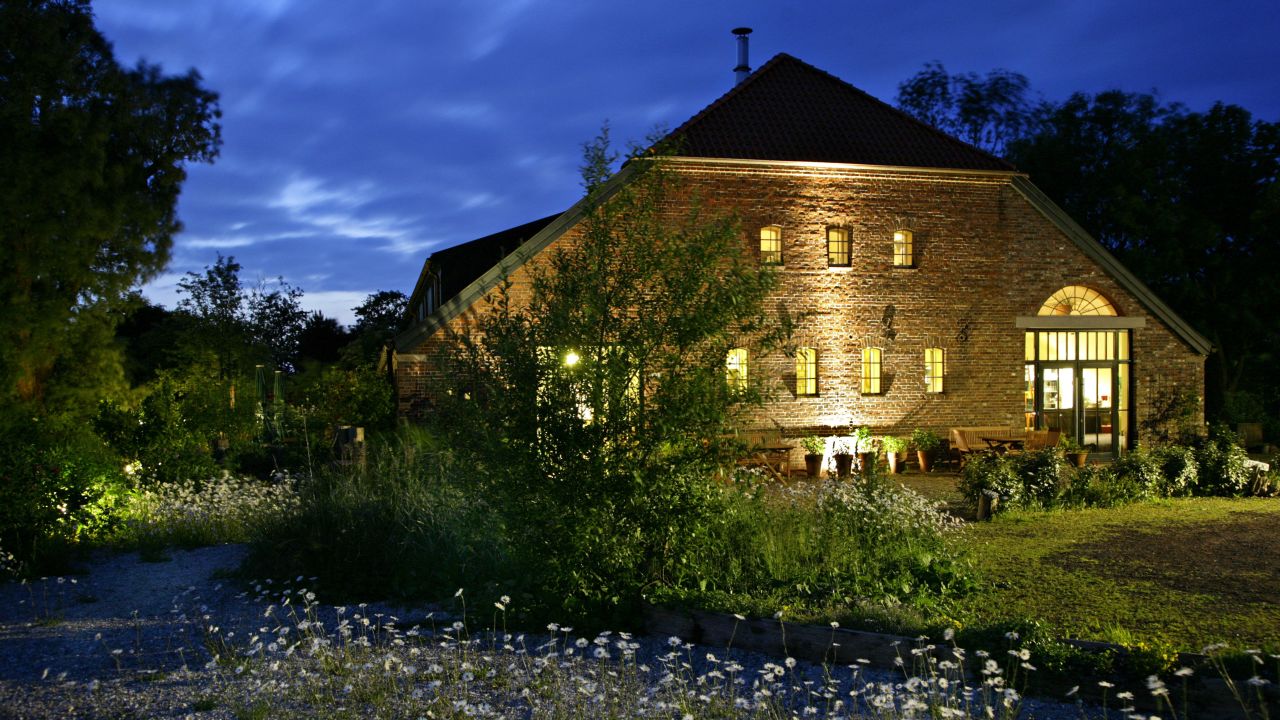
[982,437,1025,454]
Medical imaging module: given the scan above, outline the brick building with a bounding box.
[394,53,1208,461]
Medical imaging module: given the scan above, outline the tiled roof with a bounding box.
[427,213,561,307]
[663,53,1016,172]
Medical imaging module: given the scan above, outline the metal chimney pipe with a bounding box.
[732,27,752,85]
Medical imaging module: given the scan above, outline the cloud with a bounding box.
[300,290,371,327]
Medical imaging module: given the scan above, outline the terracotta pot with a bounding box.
[1067,451,1089,468]
[804,453,822,478]
[916,450,934,473]
[887,451,907,474]
[833,453,853,478]
[857,451,877,474]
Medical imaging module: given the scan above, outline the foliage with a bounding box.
[957,453,1022,507]
[0,0,220,410]
[895,62,1040,156]
[679,476,972,614]
[1140,387,1204,445]
[1151,444,1199,496]
[343,290,408,367]
[113,473,301,550]
[296,363,396,432]
[848,425,874,453]
[1109,448,1165,501]
[1014,448,1070,505]
[429,129,787,618]
[247,427,510,602]
[799,435,824,455]
[0,412,131,574]
[1193,425,1253,496]
[880,435,908,454]
[911,428,943,452]
[1057,434,1084,453]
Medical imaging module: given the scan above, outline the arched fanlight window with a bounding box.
[1038,286,1117,316]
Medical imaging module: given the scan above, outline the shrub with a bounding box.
[1011,448,1069,505]
[1057,464,1120,507]
[1110,448,1164,500]
[1151,444,1198,496]
[0,413,131,574]
[958,453,1021,508]
[1194,426,1252,496]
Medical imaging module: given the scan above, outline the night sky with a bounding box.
[93,0,1280,325]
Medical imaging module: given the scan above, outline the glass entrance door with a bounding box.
[1081,366,1115,455]
[1026,330,1130,458]
[1039,366,1076,439]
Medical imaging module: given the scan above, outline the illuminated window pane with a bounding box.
[796,347,817,396]
[726,348,748,390]
[1038,286,1117,316]
[924,347,945,393]
[827,227,850,267]
[760,225,782,265]
[1025,332,1035,361]
[893,230,914,267]
[861,347,882,395]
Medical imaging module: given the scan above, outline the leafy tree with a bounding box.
[895,61,1041,156]
[0,0,220,410]
[246,275,307,372]
[343,290,407,367]
[297,311,350,367]
[432,130,789,617]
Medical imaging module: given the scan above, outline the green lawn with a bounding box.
[951,497,1280,653]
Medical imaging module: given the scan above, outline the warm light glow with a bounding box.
[795,346,817,395]
[1038,286,1117,316]
[924,347,944,393]
[760,225,782,265]
[827,227,850,267]
[564,350,580,367]
[725,347,748,389]
[860,347,882,394]
[893,229,913,267]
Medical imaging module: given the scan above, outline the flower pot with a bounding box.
[916,450,934,473]
[833,453,853,479]
[1066,451,1089,468]
[857,451,877,475]
[887,451,907,474]
[804,453,822,478]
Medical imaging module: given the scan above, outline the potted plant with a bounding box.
[911,428,943,473]
[830,436,854,479]
[881,435,908,474]
[800,435,825,478]
[1059,435,1090,467]
[851,426,876,474]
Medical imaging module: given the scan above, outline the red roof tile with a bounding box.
[664,54,1016,172]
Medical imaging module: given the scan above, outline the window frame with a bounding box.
[725,347,749,391]
[759,225,783,265]
[924,346,945,393]
[893,229,914,268]
[827,227,851,267]
[860,347,882,395]
[795,346,817,396]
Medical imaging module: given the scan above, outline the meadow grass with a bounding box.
[953,497,1280,653]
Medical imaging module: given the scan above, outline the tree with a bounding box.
[297,311,350,367]
[432,130,789,615]
[0,0,221,410]
[1008,94,1280,419]
[343,290,407,367]
[895,61,1040,157]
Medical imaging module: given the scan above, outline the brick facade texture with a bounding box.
[396,161,1206,461]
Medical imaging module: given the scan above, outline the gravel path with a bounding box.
[0,545,1094,719]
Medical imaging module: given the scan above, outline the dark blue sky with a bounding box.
[94,0,1280,325]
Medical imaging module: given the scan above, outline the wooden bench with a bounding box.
[735,430,793,480]
[950,426,1027,462]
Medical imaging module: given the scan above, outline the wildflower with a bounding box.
[1098,680,1115,688]
[454,588,464,598]
[1174,667,1194,677]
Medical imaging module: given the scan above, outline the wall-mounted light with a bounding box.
[564,350,580,367]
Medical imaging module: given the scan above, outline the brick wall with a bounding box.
[397,161,1206,454]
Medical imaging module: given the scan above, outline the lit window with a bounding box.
[760,225,782,265]
[796,347,817,396]
[924,347,945,393]
[1038,286,1117,316]
[861,347,882,395]
[726,347,748,390]
[893,230,914,267]
[827,227,850,267]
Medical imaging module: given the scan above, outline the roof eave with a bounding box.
[1011,176,1212,356]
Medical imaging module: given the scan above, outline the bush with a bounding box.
[1056,464,1116,507]
[0,413,131,574]
[958,453,1022,508]
[1011,448,1069,505]
[1151,444,1198,496]
[1194,426,1252,496]
[1110,448,1164,500]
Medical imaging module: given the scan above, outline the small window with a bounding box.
[827,227,850,267]
[726,347,748,390]
[760,225,782,265]
[796,347,817,396]
[924,347,945,393]
[893,230,914,267]
[861,347,882,395]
